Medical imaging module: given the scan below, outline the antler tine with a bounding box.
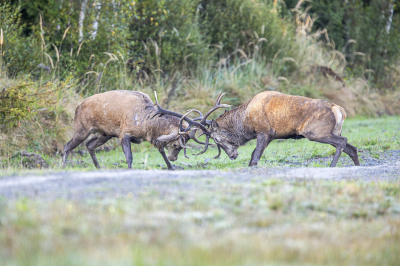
[193,135,210,156]
[179,110,198,133]
[154,91,161,106]
[152,91,178,118]
[187,109,204,119]
[215,92,225,105]
[214,144,222,159]
[200,92,232,125]
[179,135,191,149]
[193,117,212,125]
[189,129,206,145]
[184,148,190,159]
[152,91,210,134]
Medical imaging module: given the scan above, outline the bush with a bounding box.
[199,0,289,58]
[282,0,400,84]
[0,3,27,77]
[128,0,210,74]
[0,82,37,130]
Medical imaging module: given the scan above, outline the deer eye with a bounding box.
[173,144,177,148]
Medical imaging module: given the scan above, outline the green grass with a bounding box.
[1,116,399,173]
[1,117,399,265]
[0,178,400,265]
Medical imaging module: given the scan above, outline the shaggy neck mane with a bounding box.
[146,110,177,148]
[146,110,189,149]
[215,100,253,145]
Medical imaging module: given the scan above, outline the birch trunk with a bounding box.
[386,0,394,34]
[92,0,102,40]
[78,0,88,42]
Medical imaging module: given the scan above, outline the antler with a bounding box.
[153,92,211,145]
[184,148,190,159]
[190,92,232,155]
[178,109,217,156]
[152,91,231,157]
[193,133,211,156]
[200,92,232,125]
[214,144,222,159]
[179,135,190,149]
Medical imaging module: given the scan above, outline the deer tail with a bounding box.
[331,105,346,136]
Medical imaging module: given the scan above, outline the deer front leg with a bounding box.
[249,134,271,167]
[159,149,174,170]
[121,135,133,169]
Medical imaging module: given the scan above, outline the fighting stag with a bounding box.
[152,92,232,159]
[195,91,360,167]
[62,90,207,170]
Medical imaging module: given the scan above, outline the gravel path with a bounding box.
[272,149,400,167]
[1,161,399,200]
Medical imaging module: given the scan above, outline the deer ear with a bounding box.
[210,120,219,131]
[157,131,179,142]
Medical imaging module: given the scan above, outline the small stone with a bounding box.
[172,165,184,170]
[14,151,49,169]
[204,158,212,163]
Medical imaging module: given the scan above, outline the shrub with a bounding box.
[128,0,210,73]
[0,82,37,131]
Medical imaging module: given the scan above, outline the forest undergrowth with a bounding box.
[1,1,400,165]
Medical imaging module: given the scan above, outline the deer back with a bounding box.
[74,91,158,138]
[244,91,339,138]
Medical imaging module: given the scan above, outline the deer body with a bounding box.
[209,91,360,167]
[62,90,190,170]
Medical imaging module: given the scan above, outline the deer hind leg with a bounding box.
[305,133,347,167]
[86,134,113,169]
[343,142,360,166]
[249,134,271,167]
[63,131,91,168]
[329,135,348,167]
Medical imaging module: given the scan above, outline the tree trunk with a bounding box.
[384,0,394,55]
[78,0,88,42]
[92,0,102,40]
[386,0,394,34]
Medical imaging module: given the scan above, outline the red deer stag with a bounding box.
[180,91,360,167]
[62,90,208,170]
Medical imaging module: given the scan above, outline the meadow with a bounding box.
[1,1,400,265]
[1,161,400,266]
[1,115,399,172]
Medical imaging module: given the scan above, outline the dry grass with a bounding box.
[0,77,81,158]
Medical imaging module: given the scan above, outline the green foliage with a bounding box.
[198,0,289,58]
[283,0,400,84]
[0,83,37,130]
[129,0,210,73]
[4,0,133,80]
[0,2,26,76]
[3,0,399,91]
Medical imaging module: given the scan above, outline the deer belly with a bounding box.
[129,137,143,144]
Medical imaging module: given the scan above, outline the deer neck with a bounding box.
[215,103,254,146]
[147,114,180,148]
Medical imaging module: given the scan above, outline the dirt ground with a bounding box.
[1,161,399,200]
